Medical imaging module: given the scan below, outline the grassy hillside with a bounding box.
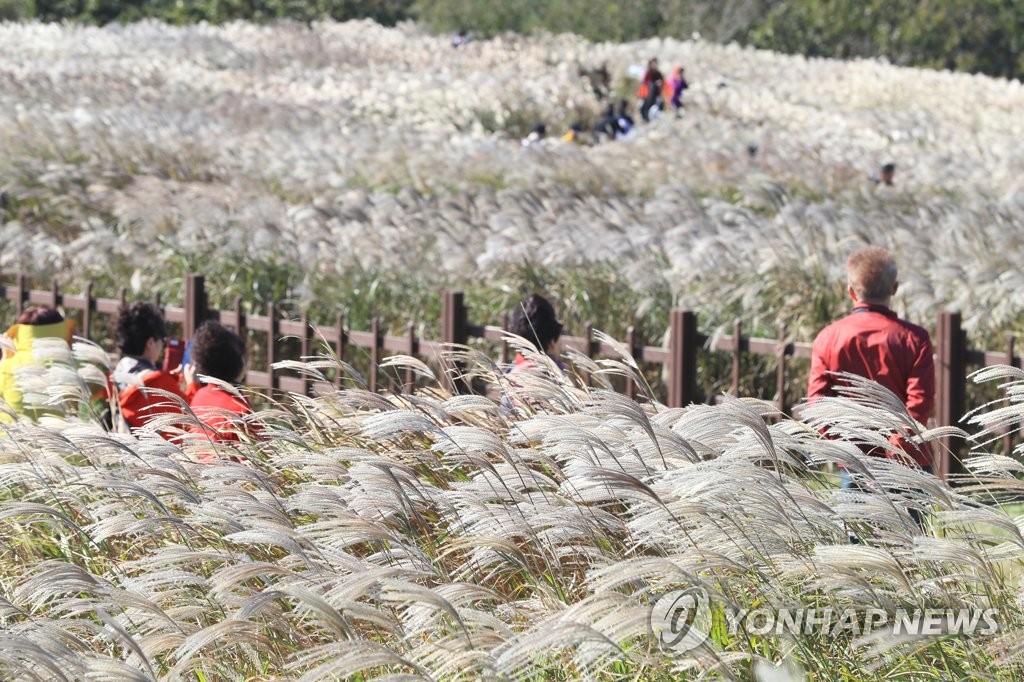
[1,20,1022,348]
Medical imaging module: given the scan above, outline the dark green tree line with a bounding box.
[1,0,1020,80]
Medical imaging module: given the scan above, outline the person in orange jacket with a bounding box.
[187,320,256,443]
[639,57,664,121]
[112,302,197,436]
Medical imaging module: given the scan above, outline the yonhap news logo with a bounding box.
[649,587,713,653]
[649,591,998,654]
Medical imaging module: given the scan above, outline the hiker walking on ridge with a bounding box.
[594,104,618,141]
[869,162,896,186]
[639,58,665,122]
[615,99,634,137]
[668,65,688,114]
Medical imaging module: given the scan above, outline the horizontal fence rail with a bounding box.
[1,273,1016,480]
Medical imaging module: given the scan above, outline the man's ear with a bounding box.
[892,281,899,296]
[847,284,858,303]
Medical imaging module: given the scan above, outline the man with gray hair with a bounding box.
[808,246,935,477]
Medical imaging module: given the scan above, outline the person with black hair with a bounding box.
[869,162,896,186]
[112,301,196,435]
[615,99,634,137]
[594,103,618,141]
[187,320,255,442]
[521,122,546,147]
[507,294,565,373]
[639,58,664,122]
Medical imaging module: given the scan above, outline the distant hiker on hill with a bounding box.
[580,62,612,100]
[869,162,896,186]
[561,121,585,144]
[594,104,618,141]
[452,29,469,48]
[668,65,689,114]
[521,122,546,147]
[639,58,665,122]
[615,99,634,137]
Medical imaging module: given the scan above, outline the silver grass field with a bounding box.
[0,340,1023,680]
[1,20,1023,341]
[3,18,1024,682]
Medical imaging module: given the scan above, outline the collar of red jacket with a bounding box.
[852,302,897,318]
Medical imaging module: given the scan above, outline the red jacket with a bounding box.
[808,303,935,466]
[114,357,197,437]
[189,384,255,442]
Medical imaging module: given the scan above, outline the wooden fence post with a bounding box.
[935,311,967,479]
[776,322,788,415]
[442,291,469,394]
[83,281,94,339]
[369,316,380,393]
[668,309,698,408]
[15,273,25,314]
[625,325,637,400]
[233,295,247,342]
[266,301,278,392]
[1004,333,1018,454]
[405,321,417,393]
[583,322,594,387]
[300,310,311,396]
[334,313,346,388]
[731,319,742,396]
[500,313,510,364]
[184,274,207,341]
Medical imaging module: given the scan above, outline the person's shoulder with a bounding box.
[812,316,846,342]
[193,384,250,411]
[189,384,218,405]
[140,368,180,390]
[893,316,932,343]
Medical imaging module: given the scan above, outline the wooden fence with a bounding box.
[2,273,1018,479]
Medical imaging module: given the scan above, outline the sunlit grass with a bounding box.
[0,341,1023,679]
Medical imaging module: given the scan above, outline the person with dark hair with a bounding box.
[639,58,664,122]
[0,306,73,420]
[187,320,254,442]
[112,301,196,435]
[507,294,564,372]
[668,65,688,114]
[560,121,585,144]
[594,103,618,141]
[615,99,634,137]
[869,162,896,186]
[521,122,546,147]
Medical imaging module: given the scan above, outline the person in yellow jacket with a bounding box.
[0,306,74,421]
